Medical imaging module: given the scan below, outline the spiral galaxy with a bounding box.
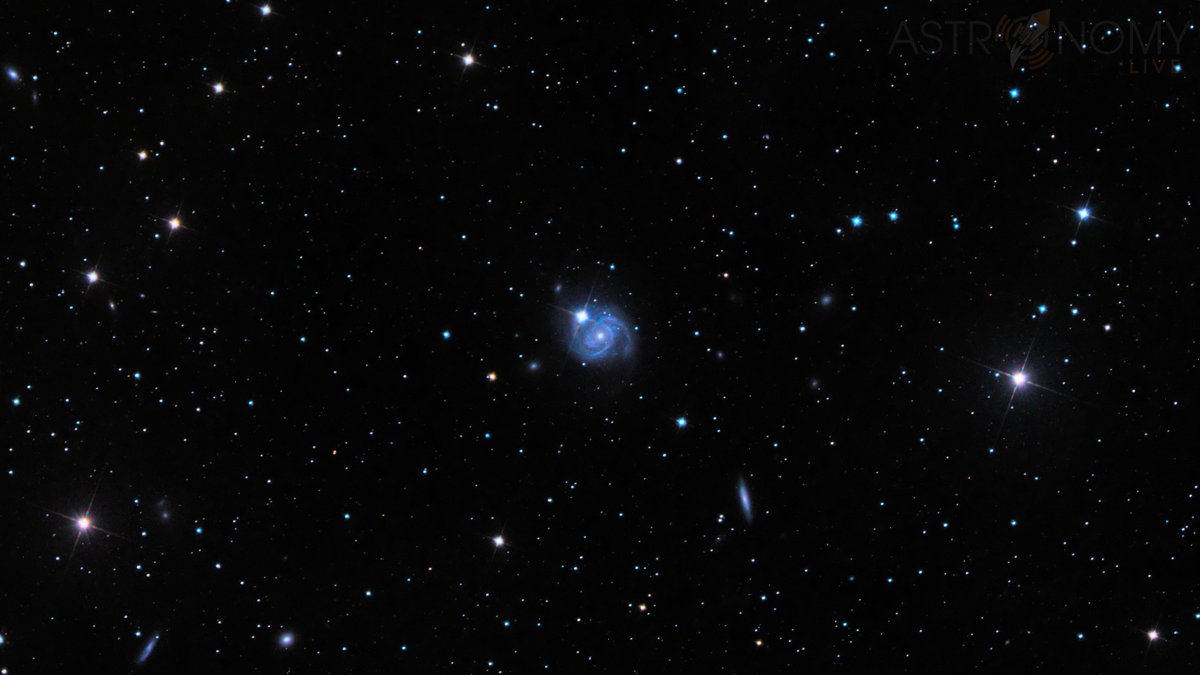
[572,313,632,363]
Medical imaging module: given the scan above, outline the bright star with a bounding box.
[493,535,505,547]
[676,417,688,428]
[888,211,899,222]
[212,82,225,94]
[486,372,497,382]
[137,150,148,160]
[168,217,181,230]
[86,270,99,284]
[259,4,271,15]
[851,216,863,227]
[1148,630,1160,641]
[1009,88,1020,99]
[1077,208,1090,220]
[1012,372,1027,387]
[76,516,92,531]
[462,54,475,66]
[574,309,589,323]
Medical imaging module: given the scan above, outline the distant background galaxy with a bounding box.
[2,1,1198,672]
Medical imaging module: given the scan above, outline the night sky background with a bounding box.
[3,1,1199,672]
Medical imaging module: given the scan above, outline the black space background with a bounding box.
[2,1,1198,672]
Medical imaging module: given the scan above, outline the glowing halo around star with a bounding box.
[570,311,633,364]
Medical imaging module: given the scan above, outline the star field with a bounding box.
[1,1,1198,672]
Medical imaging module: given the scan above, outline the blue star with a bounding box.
[850,216,863,227]
[1009,88,1020,99]
[675,417,688,428]
[887,211,899,222]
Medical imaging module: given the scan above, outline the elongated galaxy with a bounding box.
[738,478,753,524]
[135,633,160,666]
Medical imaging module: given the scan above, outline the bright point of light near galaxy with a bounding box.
[574,309,589,323]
